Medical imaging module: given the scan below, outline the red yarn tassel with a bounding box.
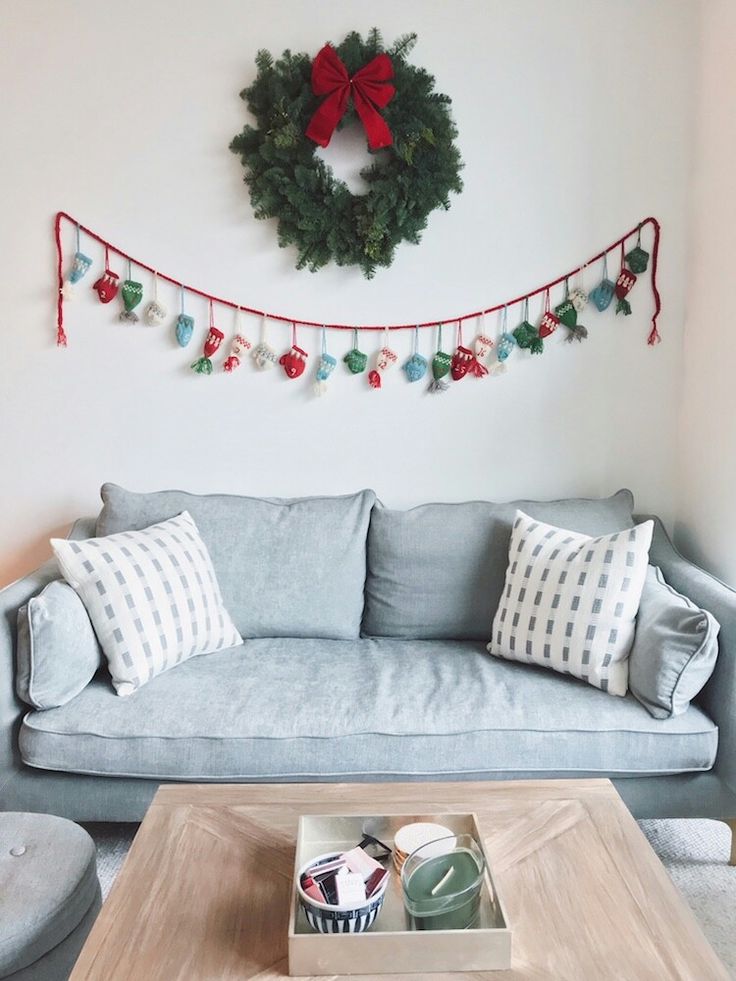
[54,213,67,346]
[648,218,662,345]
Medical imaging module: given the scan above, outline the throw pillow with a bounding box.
[628,566,720,719]
[488,510,653,695]
[51,511,242,697]
[16,581,102,709]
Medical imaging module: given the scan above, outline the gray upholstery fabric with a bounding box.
[16,582,102,710]
[629,566,720,719]
[4,886,100,981]
[363,490,636,639]
[96,484,375,640]
[0,813,99,976]
[645,514,736,799]
[20,639,716,781]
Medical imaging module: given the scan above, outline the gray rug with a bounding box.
[83,818,736,976]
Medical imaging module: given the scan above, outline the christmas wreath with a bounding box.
[230,30,463,278]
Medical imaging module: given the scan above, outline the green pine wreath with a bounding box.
[229,30,463,278]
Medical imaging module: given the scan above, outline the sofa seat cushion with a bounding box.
[19,640,717,781]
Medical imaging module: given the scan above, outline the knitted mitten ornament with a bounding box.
[280,326,308,379]
[513,321,543,354]
[119,278,143,323]
[143,275,167,327]
[314,330,337,395]
[61,251,93,300]
[496,332,516,362]
[344,331,368,374]
[144,298,167,327]
[402,328,428,382]
[191,304,224,374]
[568,286,588,314]
[252,341,277,369]
[174,288,193,347]
[280,344,308,379]
[252,316,278,370]
[176,314,194,348]
[589,255,615,311]
[474,333,495,362]
[556,288,588,342]
[615,268,636,316]
[450,345,475,380]
[92,267,119,304]
[368,332,398,388]
[427,326,452,392]
[626,228,649,274]
[223,334,251,372]
[538,289,562,340]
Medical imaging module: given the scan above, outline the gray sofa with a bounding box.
[1,486,735,847]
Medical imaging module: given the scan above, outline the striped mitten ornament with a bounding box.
[368,330,398,389]
[223,334,251,372]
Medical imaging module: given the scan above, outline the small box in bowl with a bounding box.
[296,850,389,934]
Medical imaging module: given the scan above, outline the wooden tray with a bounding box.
[288,811,511,976]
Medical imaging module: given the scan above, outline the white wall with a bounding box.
[675,0,736,586]
[0,0,697,585]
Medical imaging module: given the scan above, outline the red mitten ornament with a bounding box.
[538,311,560,339]
[280,344,308,379]
[451,345,475,380]
[615,268,637,316]
[92,268,119,304]
[191,303,224,375]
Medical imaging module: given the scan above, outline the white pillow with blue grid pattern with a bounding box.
[52,511,242,697]
[488,510,653,696]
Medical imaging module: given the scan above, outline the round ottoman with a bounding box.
[0,813,101,981]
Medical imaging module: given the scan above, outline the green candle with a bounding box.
[401,836,484,931]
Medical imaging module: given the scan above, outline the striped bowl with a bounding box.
[297,852,389,935]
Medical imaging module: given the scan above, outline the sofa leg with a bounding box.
[727,819,736,866]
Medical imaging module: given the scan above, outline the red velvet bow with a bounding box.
[305,44,395,151]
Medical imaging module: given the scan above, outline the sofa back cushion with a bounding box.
[97,484,376,639]
[363,490,636,640]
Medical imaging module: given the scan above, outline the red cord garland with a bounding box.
[54,211,661,344]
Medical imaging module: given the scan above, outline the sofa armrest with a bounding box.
[640,514,736,795]
[0,559,60,794]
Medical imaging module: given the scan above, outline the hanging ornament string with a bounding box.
[54,212,662,343]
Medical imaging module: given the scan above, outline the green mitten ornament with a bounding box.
[556,287,588,342]
[512,300,543,354]
[119,279,143,323]
[343,330,368,374]
[428,326,452,392]
[626,229,649,274]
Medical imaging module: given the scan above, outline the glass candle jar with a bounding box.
[401,834,485,931]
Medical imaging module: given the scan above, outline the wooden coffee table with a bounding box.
[71,779,727,980]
